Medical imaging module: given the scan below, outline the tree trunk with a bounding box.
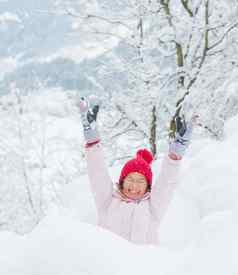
[149,105,157,158]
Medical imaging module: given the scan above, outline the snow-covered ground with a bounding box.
[0,115,237,275]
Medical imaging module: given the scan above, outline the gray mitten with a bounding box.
[78,95,101,144]
[169,115,197,158]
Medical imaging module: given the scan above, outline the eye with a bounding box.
[137,179,146,184]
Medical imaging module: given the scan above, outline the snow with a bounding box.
[36,38,119,64]
[0,12,21,24]
[0,115,238,274]
[0,57,18,80]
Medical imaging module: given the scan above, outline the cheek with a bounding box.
[122,182,129,190]
[138,182,148,192]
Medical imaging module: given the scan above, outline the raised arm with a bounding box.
[78,95,113,211]
[150,114,198,224]
[86,142,113,210]
[150,155,181,224]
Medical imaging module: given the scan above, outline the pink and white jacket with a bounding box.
[86,143,181,245]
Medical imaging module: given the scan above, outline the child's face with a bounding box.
[122,172,149,200]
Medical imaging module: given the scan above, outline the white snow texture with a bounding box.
[0,116,238,275]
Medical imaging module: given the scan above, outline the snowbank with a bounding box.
[0,115,238,275]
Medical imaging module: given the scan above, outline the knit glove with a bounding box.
[77,95,101,145]
[169,115,198,159]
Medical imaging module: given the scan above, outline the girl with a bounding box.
[78,96,196,245]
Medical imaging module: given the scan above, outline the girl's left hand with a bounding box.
[169,114,198,159]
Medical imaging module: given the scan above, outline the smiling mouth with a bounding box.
[127,190,141,196]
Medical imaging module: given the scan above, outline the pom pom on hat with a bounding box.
[136,149,153,165]
[119,148,154,186]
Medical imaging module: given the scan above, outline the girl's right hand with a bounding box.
[77,95,101,145]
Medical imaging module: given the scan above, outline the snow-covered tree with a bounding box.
[0,86,84,233]
[158,0,238,138]
[55,0,238,157]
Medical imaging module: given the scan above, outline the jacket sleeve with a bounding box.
[149,155,181,225]
[85,143,113,211]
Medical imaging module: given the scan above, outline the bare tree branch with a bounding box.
[187,0,209,90]
[194,0,203,16]
[66,9,133,31]
[115,104,148,138]
[208,21,238,51]
[180,0,193,17]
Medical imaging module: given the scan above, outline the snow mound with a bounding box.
[1,115,238,275]
[182,115,238,218]
[0,209,184,275]
[0,207,237,275]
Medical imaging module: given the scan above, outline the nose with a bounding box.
[130,181,138,190]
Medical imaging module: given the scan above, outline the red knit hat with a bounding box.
[118,149,153,185]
